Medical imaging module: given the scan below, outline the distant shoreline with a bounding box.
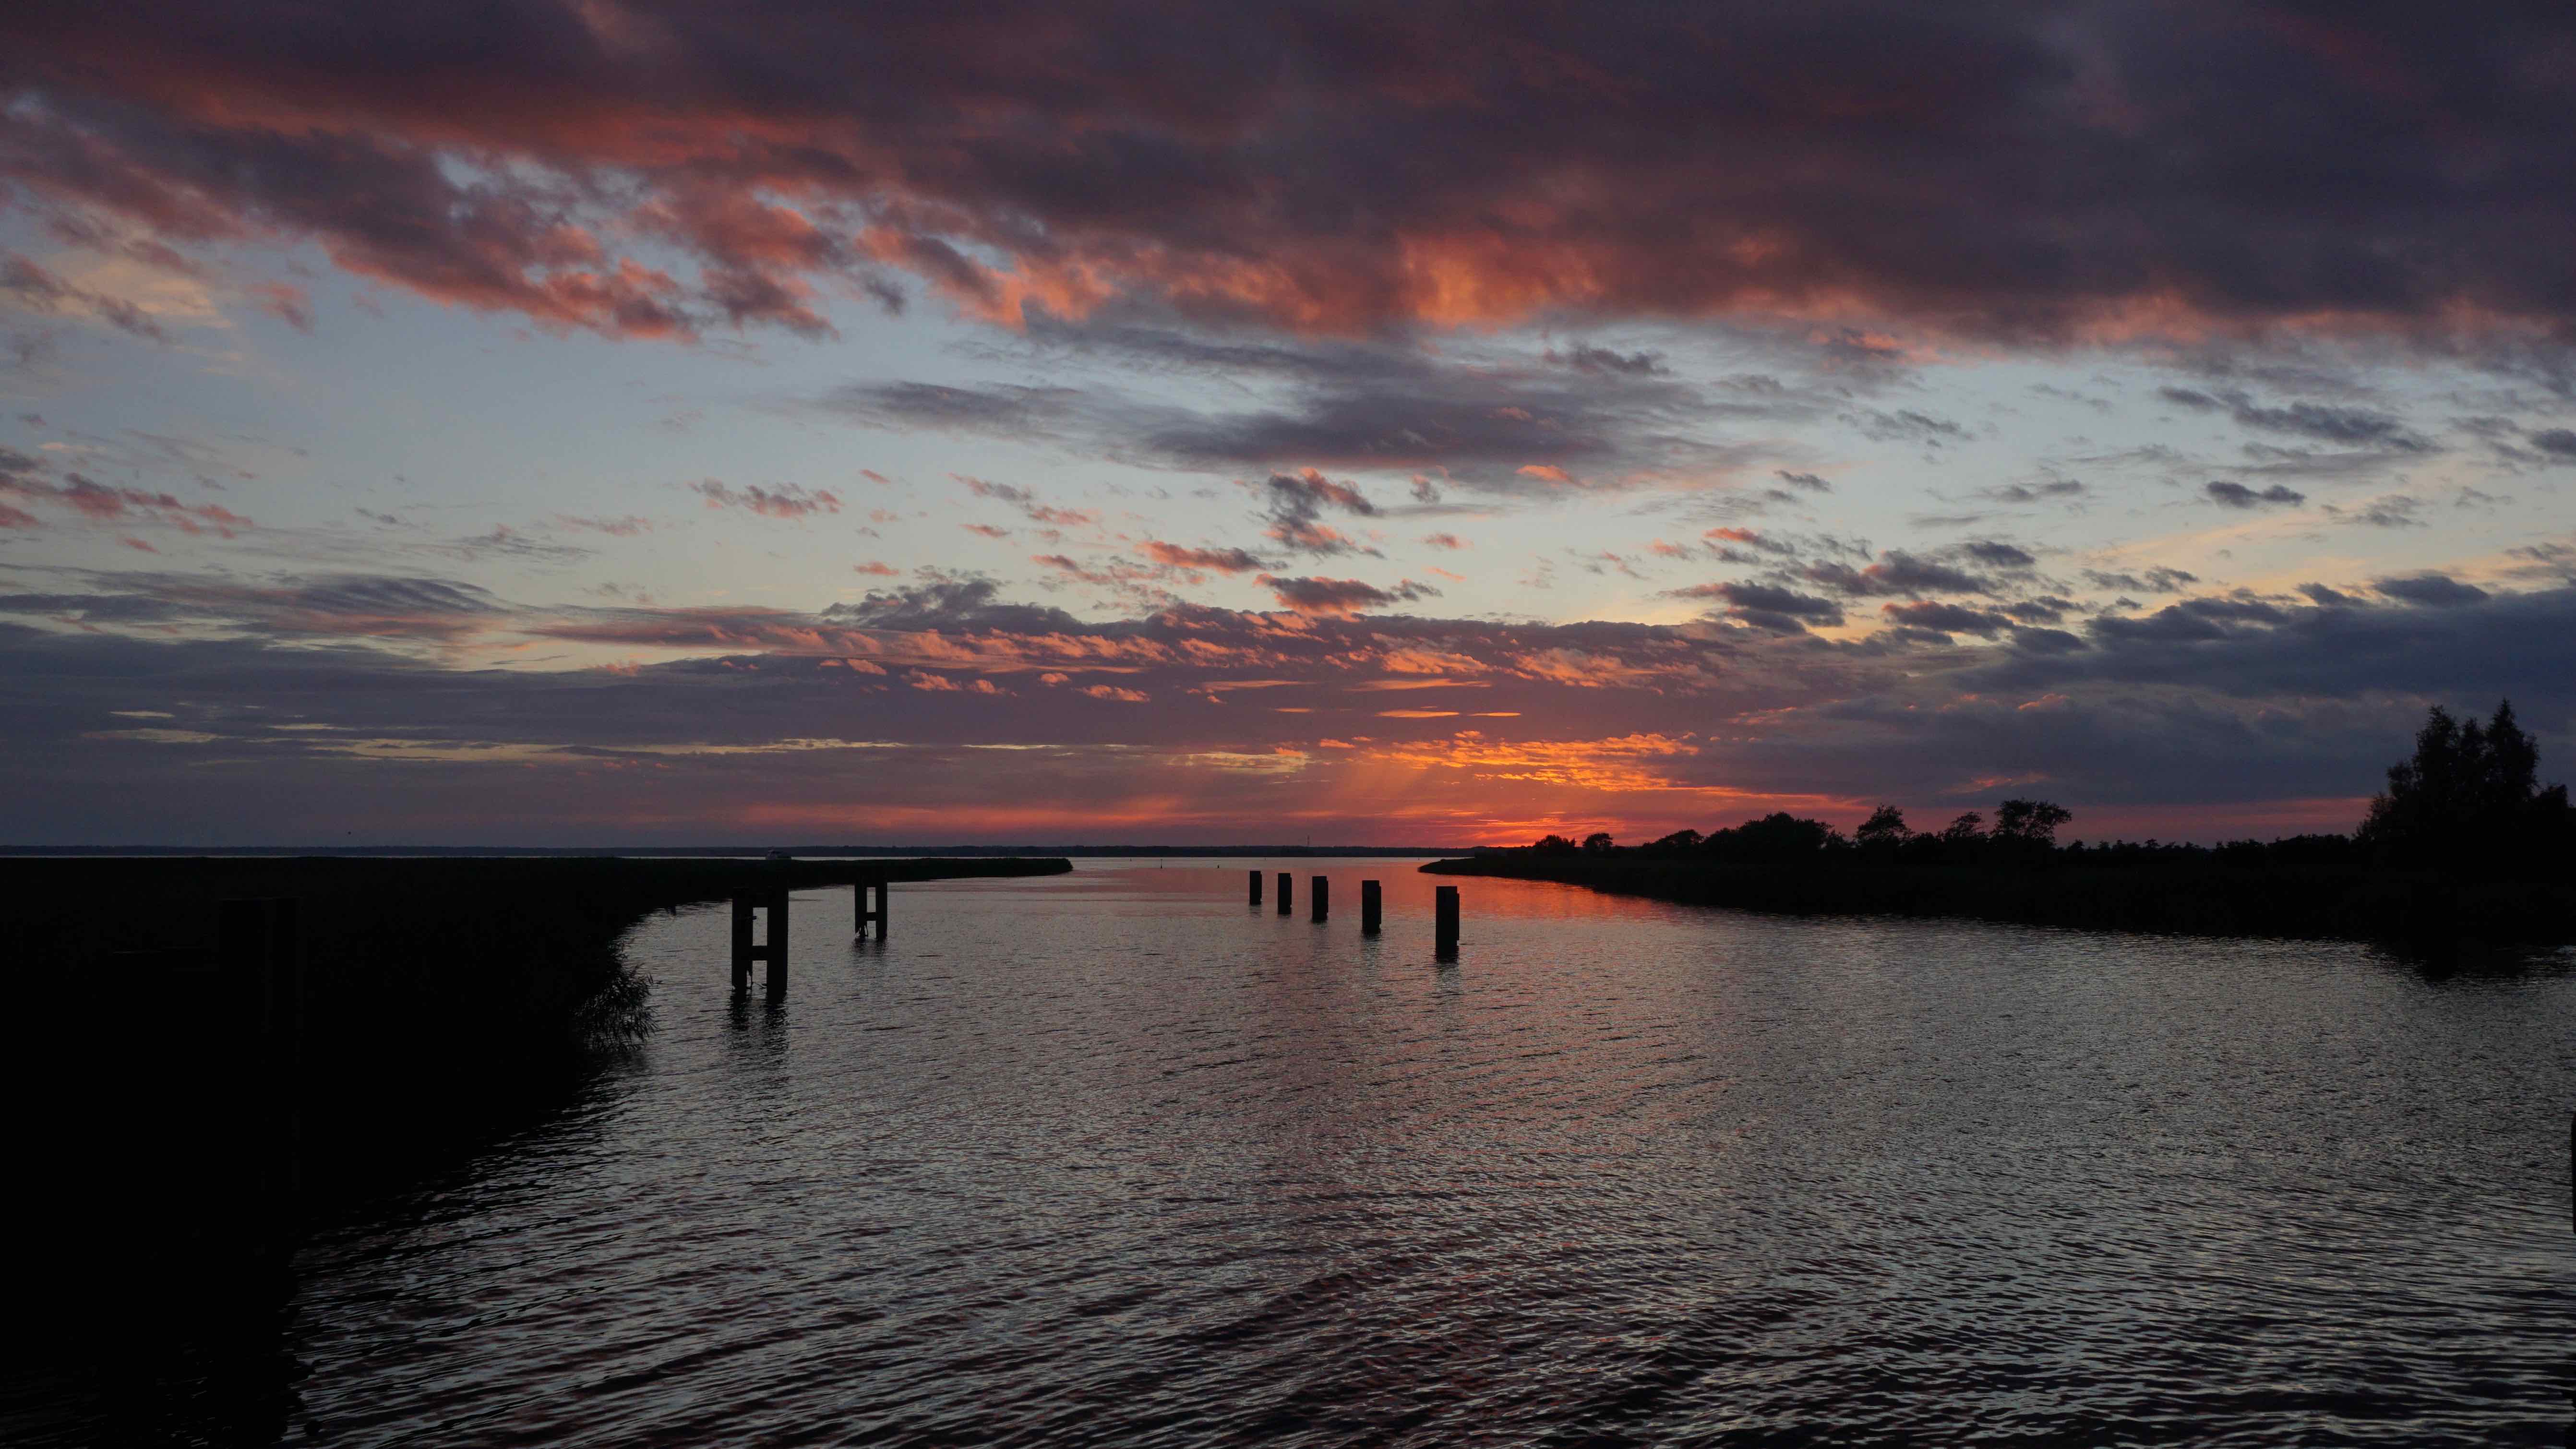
[1421,853,2576,944]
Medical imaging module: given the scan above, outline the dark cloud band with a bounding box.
[12,3,2576,345]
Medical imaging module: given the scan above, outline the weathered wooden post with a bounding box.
[1277,871,1293,916]
[854,879,888,939]
[733,890,793,994]
[1435,885,1460,958]
[1248,869,1263,906]
[1360,880,1382,935]
[764,887,790,998]
[1310,875,1330,922]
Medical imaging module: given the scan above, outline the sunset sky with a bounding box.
[5,2,2575,845]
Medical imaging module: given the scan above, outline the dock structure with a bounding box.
[1277,871,1293,916]
[1435,885,1460,958]
[1360,880,1381,935]
[10,853,1078,1251]
[1310,874,1330,922]
[732,888,790,996]
[1249,869,1263,906]
[854,879,890,939]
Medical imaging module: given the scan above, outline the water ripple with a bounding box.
[285,862,2576,1445]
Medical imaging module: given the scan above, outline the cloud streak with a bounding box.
[1257,574,1438,617]
[5,568,2569,843]
[690,480,842,519]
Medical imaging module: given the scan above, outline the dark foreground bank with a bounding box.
[1421,853,2576,943]
[1,856,1068,1243]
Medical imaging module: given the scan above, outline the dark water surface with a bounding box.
[284,861,2576,1445]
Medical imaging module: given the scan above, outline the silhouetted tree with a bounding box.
[1939,812,1985,846]
[1704,812,1833,862]
[1532,834,1578,855]
[1855,805,1910,848]
[1992,799,2073,846]
[2359,699,2575,874]
[1581,831,1616,855]
[1643,828,1703,855]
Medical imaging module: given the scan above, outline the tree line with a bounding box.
[1529,795,2076,865]
[1518,699,2576,878]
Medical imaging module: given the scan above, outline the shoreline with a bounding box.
[3,855,1071,1265]
[1419,853,2576,945]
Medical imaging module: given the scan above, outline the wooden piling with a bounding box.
[1249,869,1263,906]
[765,888,791,998]
[731,896,755,992]
[854,879,889,939]
[1310,875,1330,922]
[1277,871,1293,916]
[734,889,793,995]
[1435,885,1460,957]
[1361,880,1381,934]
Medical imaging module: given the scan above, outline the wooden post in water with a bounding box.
[1310,875,1330,922]
[1277,872,1293,916]
[1249,869,1263,907]
[734,891,789,994]
[764,888,790,998]
[1360,880,1382,935]
[731,896,755,993]
[1434,885,1460,958]
[854,880,889,939]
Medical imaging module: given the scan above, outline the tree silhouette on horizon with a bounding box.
[2359,699,2575,874]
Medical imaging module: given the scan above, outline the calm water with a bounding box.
[278,861,2576,1445]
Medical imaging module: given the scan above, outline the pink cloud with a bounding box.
[0,469,251,537]
[244,280,313,331]
[558,515,653,536]
[690,480,841,520]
